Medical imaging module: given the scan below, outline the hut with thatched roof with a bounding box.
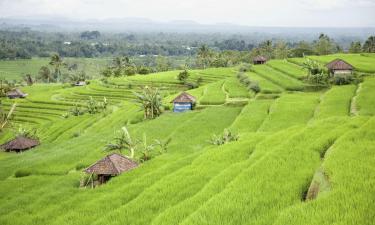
[171,92,196,113]
[84,153,138,184]
[326,59,354,76]
[253,56,267,65]
[0,136,39,153]
[7,89,28,99]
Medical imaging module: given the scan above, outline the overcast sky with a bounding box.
[0,0,374,27]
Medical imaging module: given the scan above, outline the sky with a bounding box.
[0,0,374,27]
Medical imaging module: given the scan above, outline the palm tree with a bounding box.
[38,66,53,83]
[49,54,66,82]
[133,86,163,119]
[197,45,212,69]
[0,101,16,132]
[105,126,138,158]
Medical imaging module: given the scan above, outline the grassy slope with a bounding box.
[0,54,374,225]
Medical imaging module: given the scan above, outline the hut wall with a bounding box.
[173,102,192,112]
[333,69,353,75]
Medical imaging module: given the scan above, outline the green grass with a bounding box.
[266,59,307,79]
[0,54,374,225]
[246,71,284,93]
[356,77,375,116]
[223,77,251,98]
[199,81,227,105]
[0,58,110,80]
[314,85,357,119]
[251,65,305,91]
[258,92,319,131]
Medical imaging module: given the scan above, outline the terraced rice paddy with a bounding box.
[0,54,374,225]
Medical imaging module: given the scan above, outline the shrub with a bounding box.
[16,126,39,139]
[14,169,32,178]
[185,82,198,89]
[138,66,151,75]
[70,104,85,116]
[178,70,190,83]
[196,77,203,85]
[75,163,86,171]
[210,129,239,145]
[249,83,261,93]
[331,74,354,85]
[239,63,252,72]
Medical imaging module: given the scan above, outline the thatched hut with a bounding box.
[7,89,28,99]
[326,59,354,75]
[253,56,267,65]
[171,92,196,112]
[0,136,39,152]
[84,153,138,184]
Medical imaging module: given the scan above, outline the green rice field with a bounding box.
[0,53,374,225]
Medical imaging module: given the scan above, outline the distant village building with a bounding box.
[171,92,196,113]
[253,56,267,65]
[84,153,138,185]
[74,81,86,86]
[0,136,40,153]
[326,59,354,76]
[7,89,28,99]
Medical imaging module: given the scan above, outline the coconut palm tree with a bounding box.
[197,45,213,69]
[0,101,16,132]
[105,126,138,158]
[38,66,53,83]
[133,86,163,119]
[49,54,66,82]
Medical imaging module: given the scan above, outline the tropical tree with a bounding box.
[314,34,336,55]
[363,36,375,53]
[49,54,66,82]
[105,126,138,158]
[0,101,16,132]
[302,58,325,75]
[177,70,189,83]
[197,45,213,69]
[133,86,163,119]
[349,41,362,53]
[38,66,53,83]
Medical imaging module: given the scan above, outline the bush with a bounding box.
[75,163,86,171]
[138,66,151,75]
[178,70,189,83]
[331,74,354,85]
[249,83,261,93]
[210,129,239,145]
[14,169,32,178]
[185,82,198,89]
[70,104,85,116]
[239,63,252,72]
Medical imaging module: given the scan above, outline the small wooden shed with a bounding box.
[84,153,138,184]
[253,56,267,65]
[0,136,39,153]
[326,59,354,75]
[7,89,28,99]
[74,81,86,86]
[171,92,196,113]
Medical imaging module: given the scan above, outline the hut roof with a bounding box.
[84,153,138,175]
[172,92,196,103]
[326,59,354,70]
[0,136,39,151]
[253,56,267,62]
[7,89,27,98]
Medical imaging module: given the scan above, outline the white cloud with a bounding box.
[0,0,374,27]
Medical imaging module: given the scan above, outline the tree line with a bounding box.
[0,29,374,60]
